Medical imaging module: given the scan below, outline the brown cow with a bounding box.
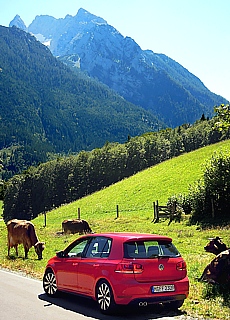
[62,219,92,235]
[7,219,45,260]
[204,237,228,255]
[199,249,230,285]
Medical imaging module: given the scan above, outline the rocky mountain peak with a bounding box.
[76,8,107,25]
[9,14,27,31]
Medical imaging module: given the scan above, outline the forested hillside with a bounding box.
[3,117,229,222]
[0,26,161,179]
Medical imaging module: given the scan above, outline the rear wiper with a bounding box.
[159,254,179,258]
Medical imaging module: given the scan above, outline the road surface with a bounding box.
[0,268,195,320]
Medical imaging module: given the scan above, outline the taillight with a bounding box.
[176,260,187,271]
[115,262,143,274]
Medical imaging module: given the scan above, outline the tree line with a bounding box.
[3,116,230,222]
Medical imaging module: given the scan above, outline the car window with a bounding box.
[124,241,147,258]
[67,239,89,258]
[159,241,180,257]
[85,236,112,258]
[124,240,180,259]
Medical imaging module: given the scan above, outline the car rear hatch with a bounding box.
[123,240,187,283]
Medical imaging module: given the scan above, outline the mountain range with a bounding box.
[0,25,162,178]
[0,9,227,178]
[10,8,227,127]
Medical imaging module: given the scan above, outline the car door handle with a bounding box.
[72,263,78,266]
[93,264,99,267]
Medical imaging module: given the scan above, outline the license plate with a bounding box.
[151,285,175,293]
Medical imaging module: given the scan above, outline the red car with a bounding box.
[43,232,189,314]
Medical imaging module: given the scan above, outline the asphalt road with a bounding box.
[0,269,195,320]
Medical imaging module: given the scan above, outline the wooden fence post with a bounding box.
[78,207,81,219]
[154,201,159,223]
[156,200,159,221]
[116,204,119,219]
[153,202,155,221]
[173,201,176,213]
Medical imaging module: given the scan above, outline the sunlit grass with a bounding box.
[0,139,230,318]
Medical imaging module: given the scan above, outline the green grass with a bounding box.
[0,139,230,319]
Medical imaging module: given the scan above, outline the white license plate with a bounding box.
[151,284,175,293]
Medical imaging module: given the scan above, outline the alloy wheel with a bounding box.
[43,270,58,297]
[97,280,115,314]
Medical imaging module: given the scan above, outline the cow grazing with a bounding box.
[199,249,230,285]
[62,219,92,235]
[204,237,228,255]
[7,219,45,260]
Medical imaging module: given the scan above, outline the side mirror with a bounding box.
[56,250,65,258]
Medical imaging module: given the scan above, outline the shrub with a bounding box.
[189,150,230,224]
[167,194,192,215]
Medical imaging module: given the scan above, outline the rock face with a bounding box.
[11,9,227,127]
[9,14,27,31]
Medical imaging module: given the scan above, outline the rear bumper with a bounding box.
[112,276,189,305]
[128,294,187,307]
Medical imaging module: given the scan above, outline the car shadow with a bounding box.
[38,292,187,319]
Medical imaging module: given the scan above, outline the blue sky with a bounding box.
[1,0,230,101]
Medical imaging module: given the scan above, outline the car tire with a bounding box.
[43,269,58,297]
[96,280,116,314]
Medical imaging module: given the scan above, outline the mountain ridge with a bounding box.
[13,8,227,127]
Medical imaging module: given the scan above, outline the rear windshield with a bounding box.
[123,240,180,259]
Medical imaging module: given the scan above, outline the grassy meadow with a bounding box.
[0,139,230,319]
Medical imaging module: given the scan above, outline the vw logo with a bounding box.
[158,264,164,271]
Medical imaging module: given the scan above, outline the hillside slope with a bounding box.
[35,139,230,219]
[1,142,230,320]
